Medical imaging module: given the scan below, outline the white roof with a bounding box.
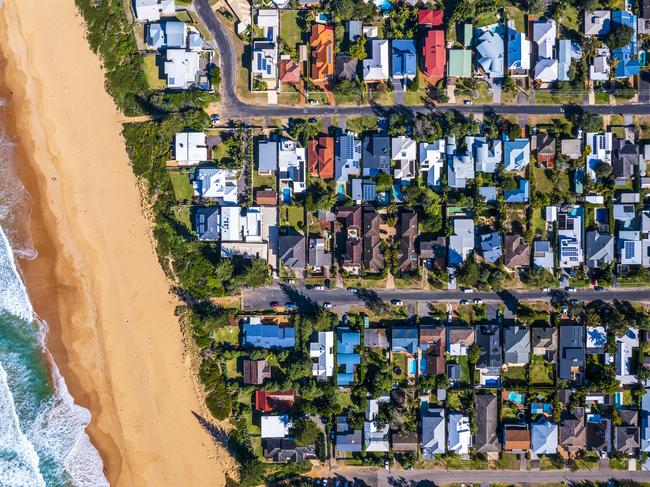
[585,132,613,179]
[533,19,557,59]
[419,140,446,187]
[391,136,417,161]
[134,0,175,22]
[309,331,334,380]
[193,168,238,203]
[449,219,475,266]
[363,40,390,81]
[261,415,292,438]
[590,49,611,81]
[534,58,558,82]
[447,413,471,455]
[219,206,242,241]
[164,49,200,89]
[175,132,207,164]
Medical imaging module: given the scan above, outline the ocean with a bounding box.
[0,122,108,485]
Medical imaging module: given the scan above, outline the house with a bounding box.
[261,415,292,439]
[558,207,584,268]
[337,328,360,386]
[590,48,611,81]
[447,413,472,455]
[469,136,502,173]
[616,328,639,385]
[255,190,277,206]
[419,140,446,187]
[420,403,446,460]
[585,132,613,179]
[192,167,238,203]
[611,10,640,78]
[346,20,363,42]
[531,326,558,361]
[392,432,418,452]
[335,54,358,80]
[475,394,501,453]
[449,218,475,266]
[504,235,530,268]
[561,139,582,160]
[336,416,362,455]
[335,206,362,271]
[133,0,175,22]
[504,179,530,203]
[351,178,376,204]
[532,19,558,82]
[447,49,472,77]
[308,237,332,272]
[447,136,475,188]
[584,10,611,36]
[264,438,316,462]
[255,391,295,412]
[195,207,220,241]
[418,9,443,26]
[307,136,335,179]
[252,11,279,83]
[242,318,296,349]
[641,389,650,452]
[243,358,272,385]
[279,234,306,272]
[559,407,586,452]
[279,57,301,85]
[420,236,447,269]
[392,327,419,355]
[257,139,279,175]
[506,24,531,75]
[480,231,502,264]
[558,325,585,383]
[615,424,640,456]
[586,414,611,454]
[364,328,389,348]
[363,39,390,81]
[504,424,531,451]
[420,326,445,376]
[365,396,390,452]
[531,417,559,455]
[164,49,203,89]
[460,23,473,47]
[558,40,581,81]
[503,325,530,366]
[146,21,187,50]
[391,39,417,79]
[612,138,640,184]
[309,331,334,381]
[533,240,555,270]
[392,136,417,182]
[586,231,615,268]
[447,327,475,356]
[362,207,384,273]
[504,139,530,171]
[586,325,607,354]
[535,134,556,168]
[619,230,642,266]
[362,135,391,176]
[422,29,446,79]
[397,208,418,272]
[474,28,504,79]
[278,139,307,200]
[310,24,335,81]
[476,324,501,386]
[335,132,362,185]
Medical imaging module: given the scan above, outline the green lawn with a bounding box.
[505,6,526,32]
[169,171,194,202]
[346,115,378,134]
[445,390,462,411]
[558,4,579,34]
[143,55,166,89]
[448,356,471,386]
[534,90,582,105]
[501,401,523,421]
[530,207,546,238]
[280,204,305,231]
[609,457,629,470]
[225,357,241,378]
[172,205,191,230]
[595,91,610,105]
[502,366,527,386]
[529,355,554,385]
[280,11,303,47]
[573,451,600,470]
[434,454,489,470]
[213,324,239,345]
[403,90,427,105]
[254,172,277,191]
[540,455,566,470]
[494,452,521,470]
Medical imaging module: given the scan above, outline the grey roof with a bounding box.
[478,186,498,203]
[614,425,640,455]
[480,231,503,264]
[475,394,501,452]
[362,135,391,176]
[477,324,501,369]
[559,407,586,450]
[346,20,363,41]
[474,29,505,78]
[308,237,332,268]
[559,325,585,382]
[531,326,557,352]
[447,363,461,382]
[258,139,279,172]
[586,231,615,268]
[612,138,640,182]
[420,404,446,458]
[364,328,389,348]
[335,54,358,80]
[195,206,220,241]
[533,240,554,270]
[531,417,558,454]
[336,416,362,453]
[264,438,317,462]
[503,325,530,365]
[279,234,306,269]
[561,139,582,159]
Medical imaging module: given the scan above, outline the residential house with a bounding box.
[558,207,584,268]
[531,417,559,455]
[309,331,334,381]
[420,402,446,460]
[364,328,389,348]
[561,139,582,160]
[392,327,419,377]
[195,207,220,241]
[392,136,417,182]
[615,424,640,456]
[619,230,642,266]
[584,10,611,36]
[447,136,475,188]
[350,177,374,202]
[335,54,358,80]
[251,10,279,83]
[503,325,530,366]
[585,132,613,180]
[337,328,360,386]
[460,23,473,47]
[147,21,187,50]
[420,325,445,376]
[531,326,558,362]
[164,49,203,89]
[192,167,238,203]
[279,234,306,272]
[308,237,332,272]
[278,139,307,200]
[586,231,615,268]
[365,396,390,452]
[558,40,582,81]
[616,328,639,385]
[261,415,292,439]
[422,29,446,79]
[363,39,390,81]
[532,19,558,82]
[590,48,611,81]
[346,20,363,42]
[449,218,475,266]
[586,414,611,454]
[535,134,556,168]
[279,57,301,85]
[506,23,531,77]
[310,24,335,81]
[475,394,501,453]
[558,325,585,383]
[533,240,555,270]
[362,206,384,273]
[504,234,530,268]
[242,317,296,349]
[447,363,462,385]
[336,416,362,456]
[586,325,607,354]
[419,236,446,269]
[447,326,475,356]
[391,39,417,79]
[476,324,501,386]
[611,10,640,78]
[255,190,277,206]
[480,231,503,264]
[469,136,502,173]
[559,407,586,453]
[335,206,362,271]
[504,424,531,451]
[504,180,530,203]
[133,0,175,22]
[397,208,418,273]
[418,9,443,26]
[307,135,335,179]
[362,135,391,176]
[392,432,419,453]
[641,389,650,452]
[243,358,272,385]
[612,138,640,185]
[335,132,362,187]
[218,206,276,261]
[447,413,472,455]
[419,139,446,187]
[263,439,316,462]
[504,138,531,171]
[255,391,295,413]
[257,139,279,175]
[447,49,472,78]
[474,27,504,79]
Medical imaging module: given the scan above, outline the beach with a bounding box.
[0,0,230,485]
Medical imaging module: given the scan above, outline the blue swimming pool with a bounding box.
[282,188,292,203]
[373,0,394,10]
[508,391,525,405]
[408,359,417,375]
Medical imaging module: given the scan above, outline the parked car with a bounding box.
[322,302,332,309]
[270,301,280,308]
[308,117,317,123]
[464,99,473,105]
[569,299,580,305]
[210,113,220,125]
[308,99,319,105]
[566,287,577,293]
[576,128,583,139]
[542,288,550,292]
[461,288,474,293]
[287,278,296,284]
[473,298,483,304]
[346,287,357,293]
[594,286,606,292]
[391,299,403,306]
[460,299,469,305]
[313,285,325,291]
[284,302,297,309]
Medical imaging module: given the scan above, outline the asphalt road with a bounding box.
[196,0,650,119]
[243,283,650,311]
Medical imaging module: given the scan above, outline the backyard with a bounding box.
[169,171,194,202]
[280,11,303,47]
[280,204,305,232]
[529,355,554,385]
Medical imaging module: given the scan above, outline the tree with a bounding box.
[502,75,516,95]
[508,123,522,140]
[375,171,394,192]
[521,267,559,288]
[595,161,612,178]
[411,113,443,143]
[290,417,321,446]
[604,24,634,50]
[467,343,481,365]
[388,112,409,136]
[287,119,319,147]
[349,36,367,60]
[304,179,336,211]
[567,108,603,133]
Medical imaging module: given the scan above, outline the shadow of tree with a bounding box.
[279,283,321,316]
[192,411,230,449]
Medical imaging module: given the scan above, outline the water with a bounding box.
[0,114,108,485]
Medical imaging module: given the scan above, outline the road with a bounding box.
[195,0,650,119]
[323,467,650,486]
[243,283,650,310]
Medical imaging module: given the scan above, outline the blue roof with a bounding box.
[338,329,360,353]
[242,323,296,348]
[337,373,355,385]
[338,353,361,366]
[391,39,417,78]
[503,139,530,171]
[611,10,640,78]
[507,28,526,70]
[504,179,530,203]
[391,327,418,354]
[478,186,498,203]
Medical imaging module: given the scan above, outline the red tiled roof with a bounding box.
[254,390,295,412]
[279,59,301,84]
[255,189,278,206]
[418,9,443,26]
[310,24,335,81]
[422,29,445,79]
[308,136,334,179]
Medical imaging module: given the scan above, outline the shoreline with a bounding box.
[0,1,229,485]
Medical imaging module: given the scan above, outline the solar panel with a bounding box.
[625,241,635,260]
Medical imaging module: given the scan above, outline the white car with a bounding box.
[542,288,550,292]
[322,302,332,309]
[460,299,469,305]
[473,298,483,304]
[391,299,403,306]
[313,285,325,291]
[308,99,319,105]
[461,288,474,293]
[566,287,577,293]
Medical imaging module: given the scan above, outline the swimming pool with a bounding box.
[508,391,525,405]
[408,358,417,375]
[282,188,292,203]
[373,0,394,10]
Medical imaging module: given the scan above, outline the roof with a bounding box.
[397,208,418,272]
[346,20,363,42]
[363,39,390,81]
[615,425,640,454]
[362,135,391,176]
[479,186,498,203]
[561,139,582,159]
[261,414,292,439]
[310,24,335,80]
[336,416,362,453]
[175,131,207,164]
[448,413,472,454]
[503,325,530,365]
[279,234,306,269]
[559,325,585,381]
[308,237,331,269]
[336,206,362,268]
[279,58,301,84]
[258,139,279,172]
[480,231,502,264]
[422,29,446,78]
[504,139,530,171]
[504,424,531,450]
[447,326,476,355]
[559,407,586,450]
[506,26,530,71]
[418,9,443,26]
[504,179,530,203]
[420,404,445,458]
[164,49,201,89]
[585,10,611,36]
[611,10,640,78]
[255,189,277,206]
[362,207,384,272]
[391,39,417,78]
[392,327,419,354]
[477,324,501,369]
[504,235,530,268]
[448,218,475,266]
[263,438,316,462]
[475,395,501,452]
[586,231,615,268]
[307,136,335,179]
[147,21,187,49]
[392,431,419,451]
[532,19,556,59]
[255,391,295,412]
[558,40,582,81]
[447,49,472,77]
[364,328,389,348]
[194,206,220,241]
[243,359,271,384]
[475,28,504,78]
[192,167,238,202]
[335,53,358,80]
[531,417,559,454]
[243,321,296,349]
[531,326,558,353]
[447,136,475,188]
[420,325,446,376]
[470,136,502,173]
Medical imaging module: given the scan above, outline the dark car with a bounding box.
[308,117,317,123]
[270,301,280,308]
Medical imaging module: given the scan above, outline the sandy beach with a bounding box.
[0,1,229,485]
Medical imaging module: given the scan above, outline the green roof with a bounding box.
[461,23,473,47]
[447,49,472,78]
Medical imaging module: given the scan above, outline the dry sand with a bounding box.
[0,0,230,485]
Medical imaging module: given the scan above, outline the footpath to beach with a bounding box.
[0,0,229,485]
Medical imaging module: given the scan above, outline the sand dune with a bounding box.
[0,0,229,485]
